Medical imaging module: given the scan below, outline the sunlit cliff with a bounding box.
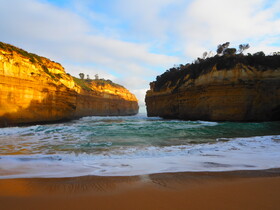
[0,42,138,127]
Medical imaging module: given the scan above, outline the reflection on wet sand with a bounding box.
[1,168,280,196]
[1,170,280,210]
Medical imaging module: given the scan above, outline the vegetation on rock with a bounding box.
[0,42,126,93]
[72,77,92,91]
[0,42,60,66]
[73,76,125,92]
[94,78,125,88]
[153,43,280,92]
[0,41,61,81]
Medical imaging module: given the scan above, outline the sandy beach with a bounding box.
[1,169,280,210]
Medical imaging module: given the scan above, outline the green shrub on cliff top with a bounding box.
[0,42,41,63]
[94,79,124,89]
[72,77,92,91]
[73,76,125,92]
[0,41,60,81]
[154,53,280,92]
[0,42,59,67]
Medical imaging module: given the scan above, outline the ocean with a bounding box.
[0,113,280,178]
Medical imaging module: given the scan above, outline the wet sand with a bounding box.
[1,169,280,210]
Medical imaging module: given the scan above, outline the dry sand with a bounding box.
[1,169,280,210]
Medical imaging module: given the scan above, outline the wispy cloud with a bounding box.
[176,0,280,57]
[0,0,279,111]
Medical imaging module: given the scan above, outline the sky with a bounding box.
[1,0,280,112]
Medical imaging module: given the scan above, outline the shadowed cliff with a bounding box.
[146,53,280,121]
[0,42,138,127]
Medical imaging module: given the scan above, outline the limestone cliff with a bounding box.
[145,55,280,121]
[0,42,138,127]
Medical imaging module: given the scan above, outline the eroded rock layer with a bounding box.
[146,61,280,121]
[0,42,138,127]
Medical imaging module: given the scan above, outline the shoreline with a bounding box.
[1,168,280,210]
[0,113,142,128]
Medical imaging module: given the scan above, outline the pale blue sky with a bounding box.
[1,0,280,109]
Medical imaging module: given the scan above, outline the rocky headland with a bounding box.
[145,53,280,121]
[0,42,138,127]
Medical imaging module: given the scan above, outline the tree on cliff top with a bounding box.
[216,42,245,56]
[153,44,280,92]
[202,51,208,59]
[216,42,230,55]
[223,48,237,55]
[79,73,85,79]
[239,44,250,54]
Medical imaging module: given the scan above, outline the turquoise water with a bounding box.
[0,114,280,178]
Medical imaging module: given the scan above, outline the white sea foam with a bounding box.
[1,135,280,178]
[0,125,40,136]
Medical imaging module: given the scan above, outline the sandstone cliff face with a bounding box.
[146,62,280,121]
[0,43,138,127]
[74,81,139,117]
